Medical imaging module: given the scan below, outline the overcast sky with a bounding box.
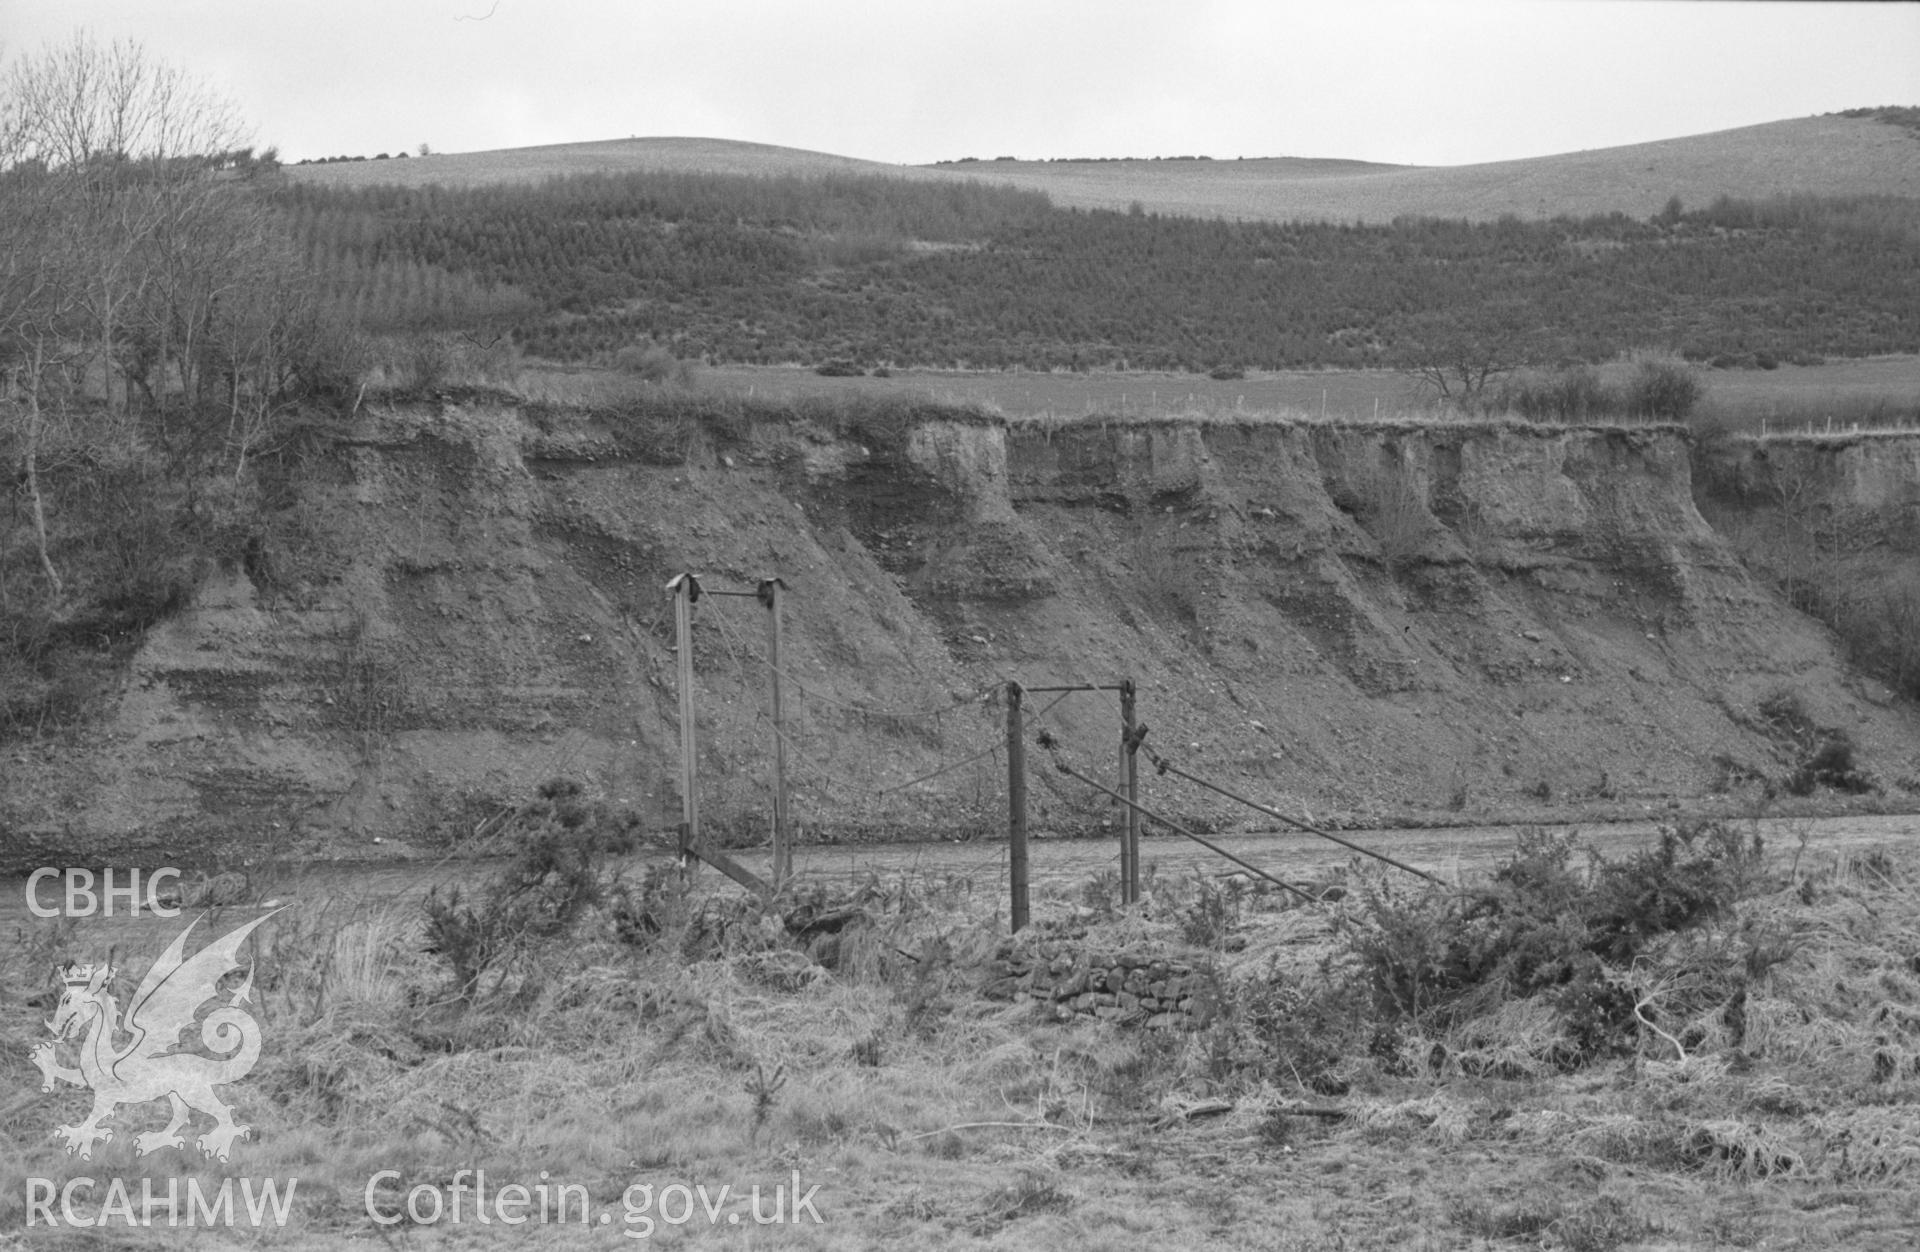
[5,1,1916,167]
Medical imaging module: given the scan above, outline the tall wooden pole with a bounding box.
[1120,678,1140,904]
[762,577,790,887]
[1007,680,1029,932]
[669,573,700,877]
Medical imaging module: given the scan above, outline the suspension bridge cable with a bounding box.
[1031,731,1322,905]
[1140,742,1445,887]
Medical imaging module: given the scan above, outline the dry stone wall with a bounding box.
[983,937,1222,1029]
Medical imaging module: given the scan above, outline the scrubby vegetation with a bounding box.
[1493,358,1705,423]
[1305,823,1772,1074]
[6,826,1918,1246]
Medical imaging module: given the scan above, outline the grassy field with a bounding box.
[961,115,1920,224]
[525,362,1432,423]
[290,114,1920,224]
[5,827,1919,1248]
[517,355,1920,430]
[1692,355,1920,436]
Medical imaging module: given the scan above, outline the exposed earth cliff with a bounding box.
[5,398,1917,870]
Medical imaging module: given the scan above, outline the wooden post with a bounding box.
[1007,680,1029,932]
[1120,678,1140,904]
[667,573,700,877]
[761,577,790,887]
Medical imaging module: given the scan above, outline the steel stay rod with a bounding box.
[1044,755,1322,905]
[1021,684,1129,693]
[1146,751,1446,886]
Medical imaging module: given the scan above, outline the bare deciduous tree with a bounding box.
[1399,299,1544,412]
[0,166,86,598]
[2,29,243,169]
[0,32,273,604]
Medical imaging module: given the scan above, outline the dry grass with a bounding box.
[6,841,1920,1248]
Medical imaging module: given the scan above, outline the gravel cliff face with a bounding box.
[1697,433,1920,525]
[6,404,1916,869]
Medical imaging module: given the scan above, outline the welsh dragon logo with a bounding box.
[30,910,281,1162]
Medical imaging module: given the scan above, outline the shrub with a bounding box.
[422,777,642,1001]
[813,359,865,377]
[1623,360,1703,422]
[421,884,513,1001]
[1499,360,1705,425]
[608,863,694,950]
[1498,366,1613,423]
[1177,874,1246,948]
[400,333,458,392]
[1584,822,1764,961]
[1238,973,1374,1094]
[1785,734,1871,796]
[1335,824,1765,1060]
[614,340,696,387]
[1756,689,1876,794]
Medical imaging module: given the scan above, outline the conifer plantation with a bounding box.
[274,172,1920,372]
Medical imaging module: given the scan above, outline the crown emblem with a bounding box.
[58,962,111,988]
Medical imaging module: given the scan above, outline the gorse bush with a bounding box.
[1239,966,1391,1094]
[1335,823,1767,1062]
[421,777,642,1001]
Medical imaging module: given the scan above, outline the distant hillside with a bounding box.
[289,136,962,189]
[289,114,1920,224]
[952,116,1920,222]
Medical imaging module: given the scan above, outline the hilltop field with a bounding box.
[290,113,1920,225]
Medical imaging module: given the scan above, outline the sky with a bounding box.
[3,1,1916,168]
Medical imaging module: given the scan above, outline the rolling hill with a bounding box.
[288,113,1920,223]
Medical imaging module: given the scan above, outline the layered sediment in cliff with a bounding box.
[6,401,1916,867]
[1692,428,1920,729]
